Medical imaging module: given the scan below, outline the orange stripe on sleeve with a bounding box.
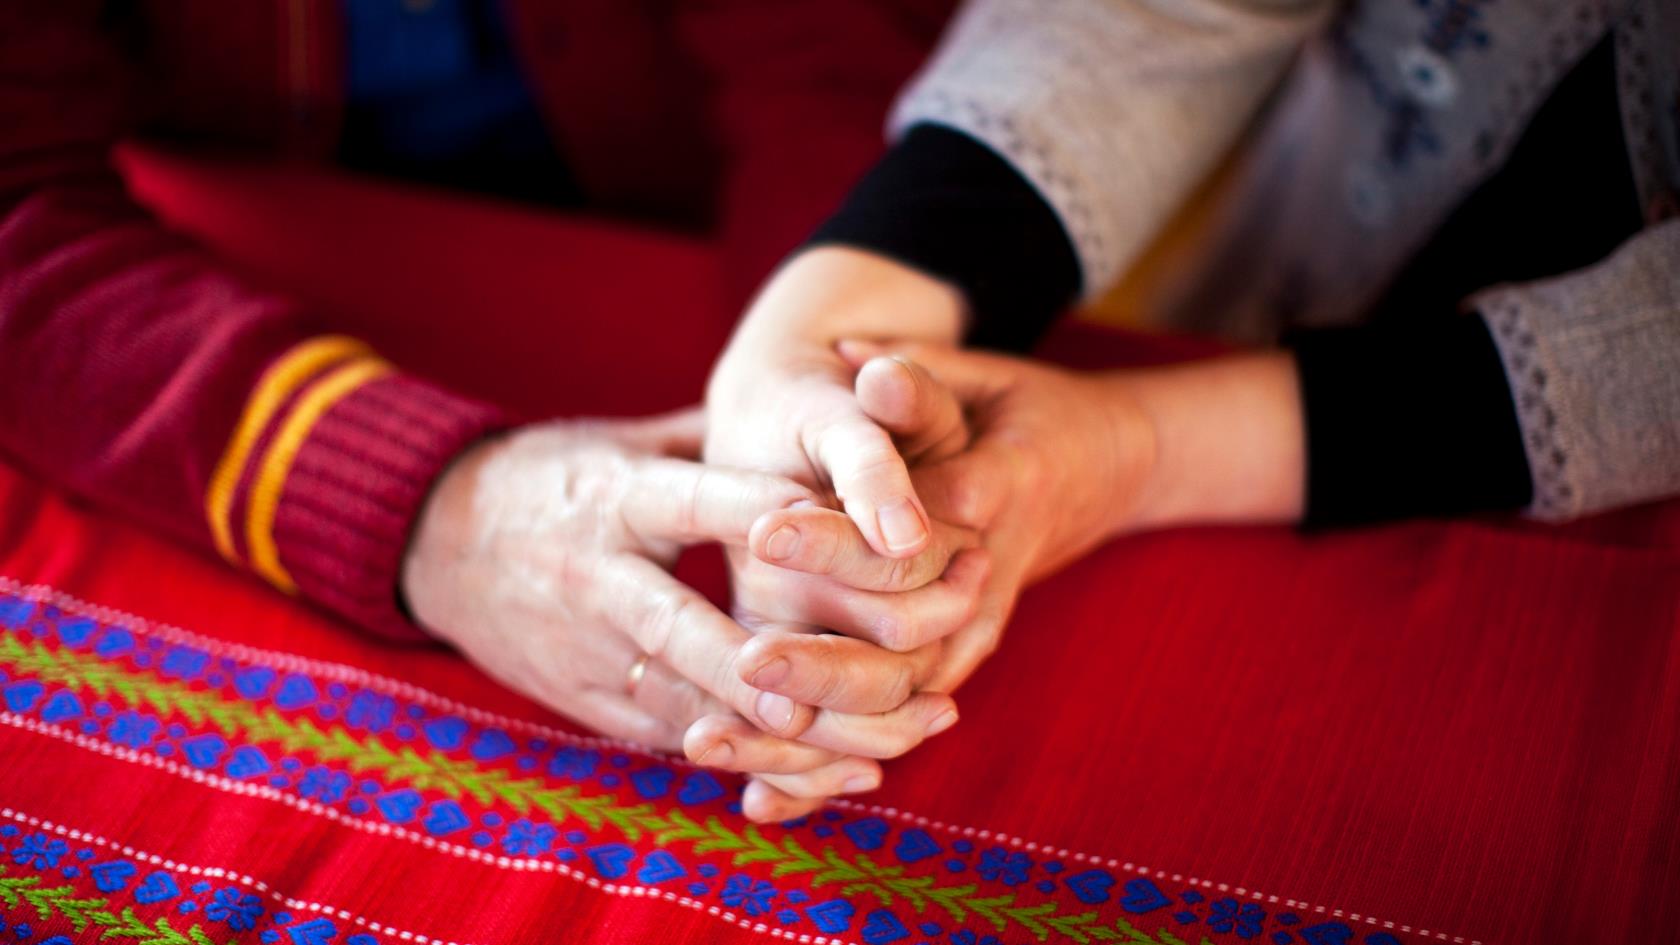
[204,336,370,564]
[244,357,394,593]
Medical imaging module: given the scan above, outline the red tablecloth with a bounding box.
[0,146,1676,945]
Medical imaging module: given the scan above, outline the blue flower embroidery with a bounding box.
[549,747,599,779]
[205,887,264,931]
[108,712,158,748]
[298,767,350,803]
[345,692,396,732]
[720,873,777,916]
[951,932,1002,945]
[976,847,1031,886]
[11,833,68,869]
[1207,898,1266,939]
[503,819,556,856]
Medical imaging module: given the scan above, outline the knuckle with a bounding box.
[682,715,732,761]
[644,590,700,659]
[875,723,921,759]
[948,476,989,527]
[850,445,905,484]
[871,609,921,652]
[671,681,712,729]
[809,527,844,576]
[679,468,712,531]
[836,425,902,476]
[736,634,782,685]
[776,479,819,510]
[807,658,846,708]
[884,660,915,707]
[631,715,682,753]
[883,555,922,592]
[737,474,780,516]
[795,637,843,697]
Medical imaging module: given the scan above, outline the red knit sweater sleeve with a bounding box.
[0,4,506,640]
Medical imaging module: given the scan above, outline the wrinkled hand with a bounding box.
[698,248,985,820]
[748,343,1159,697]
[399,409,958,774]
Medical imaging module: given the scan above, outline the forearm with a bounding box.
[0,5,512,638]
[1104,352,1307,533]
[1,173,504,641]
[0,216,505,638]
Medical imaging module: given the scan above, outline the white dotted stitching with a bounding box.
[0,806,471,945]
[0,576,657,757]
[0,577,1483,945]
[0,714,866,945]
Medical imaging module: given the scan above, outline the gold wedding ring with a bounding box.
[625,654,650,697]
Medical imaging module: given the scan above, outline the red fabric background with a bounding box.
[0,146,1675,945]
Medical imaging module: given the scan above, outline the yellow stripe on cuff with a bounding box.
[205,336,371,564]
[245,357,394,594]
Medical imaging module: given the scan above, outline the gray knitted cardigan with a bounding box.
[892,0,1679,520]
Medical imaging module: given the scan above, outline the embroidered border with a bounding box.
[0,806,438,945]
[0,579,1473,945]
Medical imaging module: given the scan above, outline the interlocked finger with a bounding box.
[597,555,812,738]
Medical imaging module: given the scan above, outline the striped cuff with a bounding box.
[205,337,507,640]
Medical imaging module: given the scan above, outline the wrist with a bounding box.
[725,247,965,359]
[708,246,966,419]
[1108,351,1306,532]
[400,432,501,640]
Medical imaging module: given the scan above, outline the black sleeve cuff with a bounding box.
[806,123,1082,352]
[1286,314,1534,528]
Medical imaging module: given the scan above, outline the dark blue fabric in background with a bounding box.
[338,0,579,205]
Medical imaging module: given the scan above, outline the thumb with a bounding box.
[853,355,970,464]
[808,411,931,559]
[838,339,1015,404]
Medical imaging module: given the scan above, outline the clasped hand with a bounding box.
[402,247,1156,822]
[401,409,965,814]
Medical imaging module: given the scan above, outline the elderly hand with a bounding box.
[399,409,960,783]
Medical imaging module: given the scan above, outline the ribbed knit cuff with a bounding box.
[807,124,1082,352]
[272,374,507,641]
[1286,314,1533,528]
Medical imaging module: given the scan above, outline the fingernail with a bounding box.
[695,740,734,768]
[750,656,791,689]
[878,498,927,552]
[925,710,959,737]
[756,691,796,731]
[842,773,880,793]
[764,525,800,561]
